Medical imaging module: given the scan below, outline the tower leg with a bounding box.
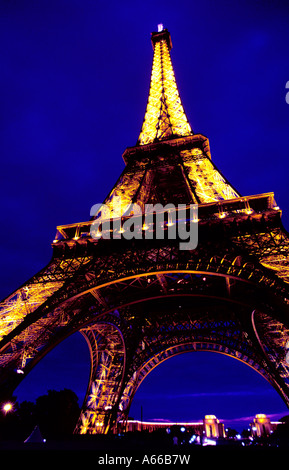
[75,323,125,434]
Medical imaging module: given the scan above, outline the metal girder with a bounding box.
[75,324,125,434]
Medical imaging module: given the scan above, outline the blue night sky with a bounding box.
[1,0,289,430]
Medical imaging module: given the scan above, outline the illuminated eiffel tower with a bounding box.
[1,26,289,434]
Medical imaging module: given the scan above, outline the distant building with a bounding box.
[203,415,224,438]
[121,415,225,438]
[250,414,280,437]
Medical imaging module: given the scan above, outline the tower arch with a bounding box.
[118,341,275,425]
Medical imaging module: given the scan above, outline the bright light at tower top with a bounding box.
[158,24,164,32]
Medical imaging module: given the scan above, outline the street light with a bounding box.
[2,402,13,414]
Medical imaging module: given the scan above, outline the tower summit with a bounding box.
[137,26,192,145]
[100,26,240,219]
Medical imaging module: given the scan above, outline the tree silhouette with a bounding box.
[0,389,80,441]
[35,389,80,439]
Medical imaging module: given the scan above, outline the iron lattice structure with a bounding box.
[1,27,289,434]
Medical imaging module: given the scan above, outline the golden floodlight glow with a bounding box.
[0,281,64,342]
[138,35,192,146]
[180,149,240,203]
[255,413,267,419]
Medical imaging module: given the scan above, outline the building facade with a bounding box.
[250,414,280,438]
[122,415,225,438]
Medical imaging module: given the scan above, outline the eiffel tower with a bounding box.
[1,25,289,435]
